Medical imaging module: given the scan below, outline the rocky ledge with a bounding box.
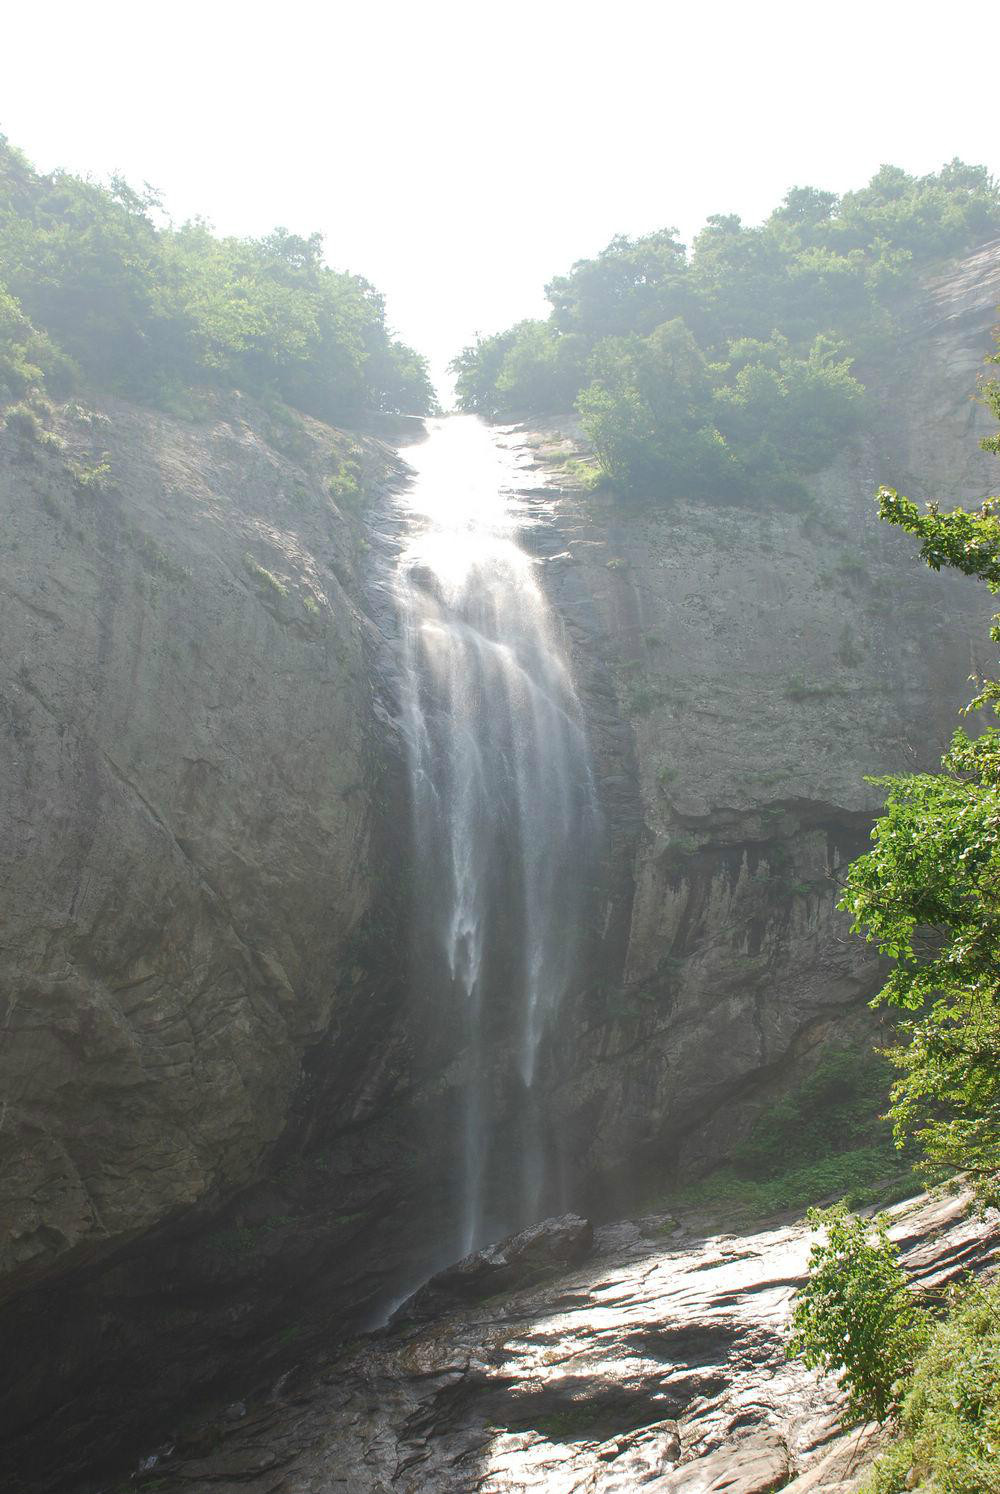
[133,1188,1000,1493]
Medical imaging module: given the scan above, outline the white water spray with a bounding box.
[395,416,599,1255]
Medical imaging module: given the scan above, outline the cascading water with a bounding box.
[394,415,600,1258]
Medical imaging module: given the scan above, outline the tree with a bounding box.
[493,320,589,415]
[840,731,1000,1201]
[546,230,695,340]
[789,1204,929,1424]
[0,284,76,403]
[449,329,515,416]
[576,319,736,499]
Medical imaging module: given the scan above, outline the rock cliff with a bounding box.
[3,243,1000,1489]
[0,395,408,1298]
[520,239,1000,1197]
[0,396,423,1488]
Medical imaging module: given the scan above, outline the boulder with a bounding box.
[395,1213,594,1320]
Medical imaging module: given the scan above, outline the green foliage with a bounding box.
[452,160,1000,504]
[860,1279,1000,1494]
[799,243,1000,1489]
[840,730,1000,1203]
[734,1048,899,1180]
[577,318,743,499]
[842,733,1000,1011]
[0,133,434,419]
[449,329,516,415]
[243,552,289,597]
[839,348,1000,1206]
[676,1147,914,1223]
[0,284,76,404]
[579,324,864,507]
[493,319,590,414]
[670,1047,916,1222]
[711,332,865,501]
[327,451,363,507]
[876,487,1000,588]
[69,452,112,491]
[877,488,1000,715]
[547,229,694,340]
[979,352,1000,458]
[788,1204,929,1424]
[3,400,42,441]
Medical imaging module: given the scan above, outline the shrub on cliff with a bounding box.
[0,284,76,405]
[792,1214,1000,1491]
[841,727,1000,1205]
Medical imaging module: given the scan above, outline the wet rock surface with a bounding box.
[136,1189,1000,1493]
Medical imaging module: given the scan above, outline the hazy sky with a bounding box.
[3,1,997,398]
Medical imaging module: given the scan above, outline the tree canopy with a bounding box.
[0,134,436,420]
[451,161,1000,505]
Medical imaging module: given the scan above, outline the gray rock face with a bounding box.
[0,394,403,1298]
[135,1188,1000,1493]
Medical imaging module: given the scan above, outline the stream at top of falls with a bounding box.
[393,415,601,1261]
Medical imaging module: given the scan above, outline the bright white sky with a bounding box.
[3,1,997,400]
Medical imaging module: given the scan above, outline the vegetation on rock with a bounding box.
[669,1048,919,1223]
[791,1209,1000,1493]
[860,1278,1000,1494]
[791,321,1000,1489]
[789,1203,930,1424]
[0,134,435,420]
[841,727,1000,1203]
[839,364,1000,1206]
[451,161,1000,504]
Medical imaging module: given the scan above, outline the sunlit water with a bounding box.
[394,415,600,1256]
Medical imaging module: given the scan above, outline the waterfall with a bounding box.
[394,415,600,1257]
